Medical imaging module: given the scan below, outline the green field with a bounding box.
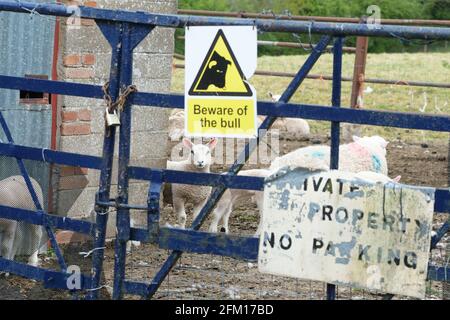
[171,52,450,142]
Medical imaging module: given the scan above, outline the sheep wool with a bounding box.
[270,136,388,175]
[167,160,212,206]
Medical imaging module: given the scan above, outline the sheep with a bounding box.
[167,137,218,228]
[209,135,391,236]
[256,92,310,138]
[168,109,185,142]
[270,135,389,175]
[355,171,401,184]
[209,169,271,235]
[0,176,44,268]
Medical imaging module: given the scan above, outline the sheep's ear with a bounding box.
[393,175,401,183]
[380,139,389,148]
[352,135,361,143]
[207,138,218,150]
[183,137,193,149]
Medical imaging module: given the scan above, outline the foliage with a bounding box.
[176,0,450,56]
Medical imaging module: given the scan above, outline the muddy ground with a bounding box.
[0,134,449,300]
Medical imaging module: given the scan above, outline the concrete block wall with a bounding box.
[54,0,176,238]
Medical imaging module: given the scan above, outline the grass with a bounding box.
[171,52,450,143]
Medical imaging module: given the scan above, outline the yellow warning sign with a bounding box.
[188,29,252,96]
[186,98,256,136]
[185,26,257,138]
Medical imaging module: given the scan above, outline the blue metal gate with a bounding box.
[0,1,448,300]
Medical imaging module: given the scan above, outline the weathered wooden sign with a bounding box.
[185,26,257,138]
[258,169,435,298]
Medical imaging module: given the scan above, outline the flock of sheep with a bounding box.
[165,93,400,237]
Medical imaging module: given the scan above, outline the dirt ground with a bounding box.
[0,133,449,300]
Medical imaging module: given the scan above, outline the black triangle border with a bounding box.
[188,29,253,97]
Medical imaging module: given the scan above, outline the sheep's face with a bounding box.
[183,138,218,169]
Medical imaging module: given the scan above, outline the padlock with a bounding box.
[105,108,121,127]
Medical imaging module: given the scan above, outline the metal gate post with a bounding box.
[327,36,344,300]
[87,21,125,300]
[111,22,153,300]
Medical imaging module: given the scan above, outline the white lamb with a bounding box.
[270,135,389,175]
[168,109,185,142]
[209,169,271,235]
[257,92,310,138]
[167,137,217,228]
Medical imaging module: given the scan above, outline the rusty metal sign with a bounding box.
[258,168,435,298]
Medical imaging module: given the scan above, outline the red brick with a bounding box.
[66,0,81,7]
[60,166,75,177]
[61,110,78,122]
[55,231,74,244]
[60,166,88,176]
[59,175,89,190]
[84,1,97,7]
[82,54,95,66]
[55,230,91,244]
[81,18,95,26]
[63,54,81,66]
[78,108,92,121]
[61,123,91,136]
[65,68,94,79]
[74,167,89,175]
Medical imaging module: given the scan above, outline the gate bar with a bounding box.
[326,36,344,300]
[0,1,450,39]
[0,75,449,132]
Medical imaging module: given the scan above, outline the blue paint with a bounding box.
[371,154,382,173]
[278,189,290,210]
[334,236,357,265]
[312,151,325,159]
[308,202,321,222]
[344,190,365,199]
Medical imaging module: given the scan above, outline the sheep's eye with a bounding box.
[190,150,194,155]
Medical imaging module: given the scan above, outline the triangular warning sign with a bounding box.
[189,29,252,96]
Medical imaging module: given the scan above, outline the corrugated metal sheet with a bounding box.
[0,0,56,210]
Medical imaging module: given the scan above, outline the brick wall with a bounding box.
[55,0,176,237]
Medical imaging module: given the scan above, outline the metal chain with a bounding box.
[102,81,138,114]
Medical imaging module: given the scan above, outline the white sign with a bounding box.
[258,169,435,298]
[185,26,257,138]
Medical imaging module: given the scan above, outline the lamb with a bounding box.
[167,137,218,228]
[257,92,310,138]
[0,176,44,268]
[168,109,186,142]
[209,169,271,235]
[270,135,389,175]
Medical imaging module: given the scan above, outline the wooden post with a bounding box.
[343,17,369,142]
[350,18,369,109]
